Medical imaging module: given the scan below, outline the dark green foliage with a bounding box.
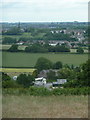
[8,44,18,52]
[35,57,53,72]
[77,47,84,54]
[2,80,21,88]
[48,45,70,52]
[52,87,90,95]
[77,59,90,87]
[2,72,11,81]
[53,61,63,69]
[25,44,48,53]
[24,43,70,53]
[2,73,20,88]
[18,37,30,42]
[43,32,76,41]
[32,70,38,78]
[57,68,72,79]
[2,87,90,96]
[64,60,90,87]
[2,27,22,35]
[2,37,17,44]
[16,74,35,88]
[28,87,52,96]
[47,70,57,82]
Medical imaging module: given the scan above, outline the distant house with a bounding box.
[49,43,57,46]
[38,69,59,78]
[34,77,46,86]
[52,79,67,88]
[17,41,24,45]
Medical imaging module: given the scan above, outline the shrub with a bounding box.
[2,87,90,96]
[16,74,35,88]
[77,47,84,54]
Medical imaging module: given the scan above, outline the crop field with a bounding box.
[2,51,88,68]
[0,68,36,73]
[0,68,36,77]
[2,95,88,118]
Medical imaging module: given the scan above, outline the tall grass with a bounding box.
[2,95,88,118]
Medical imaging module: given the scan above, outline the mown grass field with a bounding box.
[2,95,88,118]
[2,51,88,67]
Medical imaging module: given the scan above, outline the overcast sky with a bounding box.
[0,0,89,22]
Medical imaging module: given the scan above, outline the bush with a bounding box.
[16,74,35,88]
[2,37,17,44]
[28,86,52,96]
[2,80,21,88]
[53,61,63,69]
[8,44,19,52]
[52,87,90,96]
[2,87,90,96]
[77,47,84,54]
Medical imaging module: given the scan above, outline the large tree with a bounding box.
[35,57,53,72]
[2,37,17,44]
[16,74,35,88]
[77,47,84,54]
[2,73,19,88]
[77,59,90,86]
[53,61,63,69]
[8,44,18,52]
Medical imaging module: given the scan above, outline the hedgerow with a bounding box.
[2,87,90,96]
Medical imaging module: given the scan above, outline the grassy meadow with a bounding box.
[2,51,88,67]
[2,95,88,118]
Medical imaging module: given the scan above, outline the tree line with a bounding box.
[7,43,70,53]
[7,43,84,53]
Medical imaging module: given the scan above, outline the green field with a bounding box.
[2,51,88,67]
[2,95,88,118]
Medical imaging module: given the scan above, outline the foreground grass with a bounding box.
[2,95,88,118]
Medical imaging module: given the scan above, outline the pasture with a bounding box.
[2,95,88,118]
[2,51,88,67]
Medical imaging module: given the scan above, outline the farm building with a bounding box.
[38,69,59,78]
[34,77,46,86]
[52,79,67,88]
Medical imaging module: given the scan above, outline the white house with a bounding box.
[34,77,46,86]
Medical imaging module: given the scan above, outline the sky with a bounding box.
[0,0,89,22]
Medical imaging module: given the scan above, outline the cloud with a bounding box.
[1,0,88,22]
